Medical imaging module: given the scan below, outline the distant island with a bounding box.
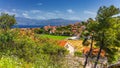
[13,17,81,28]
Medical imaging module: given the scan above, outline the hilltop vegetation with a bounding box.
[33,5,120,68]
[0,28,69,68]
[0,13,69,68]
[84,5,120,68]
[0,5,120,68]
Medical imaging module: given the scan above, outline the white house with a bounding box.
[59,41,75,55]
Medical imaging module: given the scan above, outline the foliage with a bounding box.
[0,56,34,68]
[96,5,120,63]
[74,51,82,57]
[0,30,14,43]
[0,28,68,67]
[87,5,120,64]
[0,13,16,29]
[46,23,83,36]
[96,5,120,22]
[42,43,67,55]
[34,28,44,34]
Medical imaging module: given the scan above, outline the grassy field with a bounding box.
[38,34,69,40]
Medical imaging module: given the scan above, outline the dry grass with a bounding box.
[66,40,96,52]
[67,40,84,52]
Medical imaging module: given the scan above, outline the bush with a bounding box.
[34,28,44,34]
[0,29,68,68]
[0,30,15,43]
[42,43,67,55]
[0,56,34,68]
[62,31,71,36]
[74,51,82,57]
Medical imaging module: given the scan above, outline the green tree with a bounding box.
[92,5,120,68]
[0,13,16,30]
[85,5,120,68]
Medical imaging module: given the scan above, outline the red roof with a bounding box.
[58,41,67,47]
[83,47,106,57]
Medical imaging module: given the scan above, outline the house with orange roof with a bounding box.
[58,40,75,55]
[58,40,106,57]
[59,40,107,68]
[58,40,85,55]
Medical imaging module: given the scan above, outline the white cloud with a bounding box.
[83,10,97,20]
[84,10,96,15]
[12,9,16,12]
[0,9,20,17]
[112,13,120,17]
[67,9,74,14]
[4,11,17,15]
[22,13,31,18]
[54,10,61,13]
[0,9,83,20]
[66,16,81,20]
[37,3,43,6]
[30,10,41,13]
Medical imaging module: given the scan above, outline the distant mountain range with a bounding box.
[13,17,81,28]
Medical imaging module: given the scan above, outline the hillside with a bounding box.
[13,17,81,28]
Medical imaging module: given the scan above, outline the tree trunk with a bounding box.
[94,32,104,68]
[83,34,94,68]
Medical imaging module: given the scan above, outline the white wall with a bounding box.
[65,43,75,55]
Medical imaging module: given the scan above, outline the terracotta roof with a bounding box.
[58,40,97,53]
[58,41,67,47]
[83,47,106,57]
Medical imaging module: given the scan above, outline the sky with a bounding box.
[0,0,120,20]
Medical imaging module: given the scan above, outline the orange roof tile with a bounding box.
[58,41,67,47]
[83,47,106,57]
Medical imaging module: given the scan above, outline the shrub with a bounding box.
[0,30,15,43]
[0,29,68,68]
[42,42,67,55]
[0,56,34,68]
[34,28,44,34]
[74,51,82,57]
